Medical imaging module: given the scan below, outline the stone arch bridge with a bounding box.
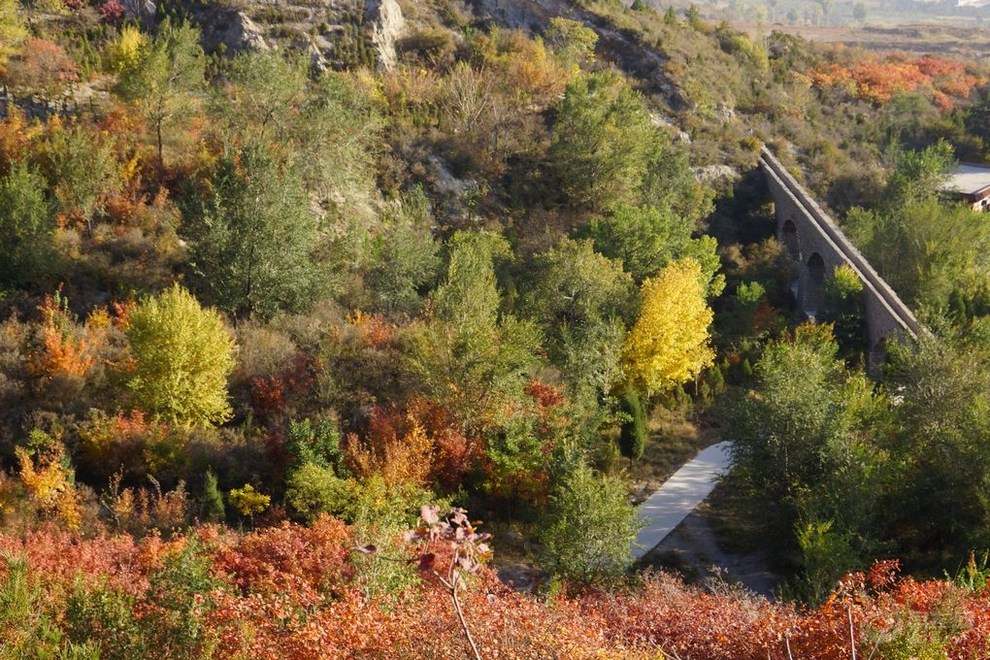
[759,147,922,366]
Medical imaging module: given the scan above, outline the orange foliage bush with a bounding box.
[4,522,990,658]
[29,292,96,382]
[347,310,395,349]
[810,52,987,107]
[345,399,473,491]
[102,471,189,537]
[0,107,40,174]
[346,408,433,487]
[250,354,316,418]
[212,516,353,603]
[15,434,82,530]
[5,39,79,97]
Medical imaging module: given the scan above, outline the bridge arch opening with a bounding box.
[804,252,827,318]
[781,219,800,262]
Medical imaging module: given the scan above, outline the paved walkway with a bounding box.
[631,441,735,559]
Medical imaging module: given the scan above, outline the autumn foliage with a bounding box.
[622,257,715,396]
[1,521,990,658]
[345,398,473,492]
[809,51,987,108]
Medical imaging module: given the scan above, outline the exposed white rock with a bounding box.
[223,13,271,54]
[122,0,155,20]
[366,0,405,71]
[693,164,739,183]
[307,42,329,74]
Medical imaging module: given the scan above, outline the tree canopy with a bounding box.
[125,284,236,426]
[621,257,715,396]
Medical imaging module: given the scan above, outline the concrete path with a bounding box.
[632,441,735,559]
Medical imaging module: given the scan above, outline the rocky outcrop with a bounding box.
[122,0,155,21]
[219,12,271,54]
[307,42,329,74]
[365,0,405,71]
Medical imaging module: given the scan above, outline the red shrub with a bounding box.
[99,0,124,22]
[4,526,990,659]
[212,515,354,602]
[250,354,316,418]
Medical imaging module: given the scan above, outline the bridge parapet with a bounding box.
[759,147,922,359]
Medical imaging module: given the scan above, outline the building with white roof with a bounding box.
[943,164,990,211]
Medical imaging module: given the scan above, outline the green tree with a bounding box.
[640,134,713,226]
[559,318,626,416]
[816,0,832,26]
[209,51,308,147]
[734,324,865,504]
[125,285,236,426]
[621,258,715,396]
[844,143,990,314]
[211,52,380,221]
[733,324,888,590]
[414,231,539,432]
[526,237,633,340]
[965,87,990,154]
[882,335,990,567]
[285,462,355,522]
[794,519,859,604]
[545,17,598,71]
[228,484,270,520]
[617,389,647,461]
[180,143,327,319]
[524,238,632,443]
[539,461,640,583]
[201,470,225,523]
[881,141,955,210]
[366,188,439,316]
[847,199,989,314]
[41,124,121,230]
[590,205,720,286]
[145,540,219,653]
[0,162,55,287]
[0,555,80,657]
[853,2,868,22]
[65,582,145,658]
[284,418,345,473]
[822,264,866,356]
[548,72,656,211]
[686,4,704,29]
[115,19,205,165]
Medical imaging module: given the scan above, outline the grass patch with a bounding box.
[624,400,723,502]
[701,477,762,555]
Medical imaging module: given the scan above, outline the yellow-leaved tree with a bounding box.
[0,0,27,71]
[621,257,715,396]
[125,284,236,426]
[107,25,150,74]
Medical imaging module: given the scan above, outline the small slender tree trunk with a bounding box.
[436,570,482,660]
[157,120,164,168]
[450,581,481,660]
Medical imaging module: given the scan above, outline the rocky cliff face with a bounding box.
[131,0,404,71]
[366,0,405,71]
[202,10,271,54]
